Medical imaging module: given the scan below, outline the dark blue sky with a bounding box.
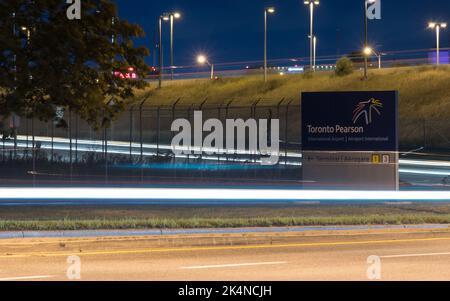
[115,0,450,66]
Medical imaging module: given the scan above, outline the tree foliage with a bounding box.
[335,56,354,77]
[0,0,149,129]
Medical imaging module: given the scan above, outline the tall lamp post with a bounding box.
[313,36,317,70]
[304,0,319,72]
[428,22,447,66]
[197,55,214,80]
[364,0,376,79]
[158,14,170,88]
[264,7,275,82]
[169,12,181,80]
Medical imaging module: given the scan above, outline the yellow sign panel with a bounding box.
[372,154,381,164]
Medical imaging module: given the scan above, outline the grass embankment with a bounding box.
[134,66,450,121]
[1,204,450,231]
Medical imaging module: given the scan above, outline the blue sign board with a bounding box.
[302,91,398,152]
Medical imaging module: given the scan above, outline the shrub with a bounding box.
[335,57,354,76]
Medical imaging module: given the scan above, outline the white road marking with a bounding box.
[181,261,287,270]
[0,275,54,281]
[381,252,450,259]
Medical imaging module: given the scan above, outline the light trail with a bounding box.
[3,136,450,175]
[0,188,449,201]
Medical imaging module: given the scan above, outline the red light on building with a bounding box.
[114,67,138,79]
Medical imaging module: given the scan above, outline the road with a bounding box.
[1,229,450,280]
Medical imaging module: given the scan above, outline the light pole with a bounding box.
[197,55,214,80]
[264,7,275,82]
[158,14,170,88]
[169,12,181,80]
[313,36,317,70]
[364,47,383,69]
[12,12,17,83]
[304,0,319,72]
[21,26,32,80]
[364,0,376,79]
[428,22,447,66]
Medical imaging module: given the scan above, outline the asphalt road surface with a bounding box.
[1,229,450,281]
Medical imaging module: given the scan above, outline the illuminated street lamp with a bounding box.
[364,0,376,79]
[169,12,181,80]
[264,7,275,82]
[21,26,31,41]
[428,22,447,66]
[158,14,170,88]
[304,0,319,72]
[364,46,383,69]
[197,55,214,80]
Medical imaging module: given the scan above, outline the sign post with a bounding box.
[301,91,399,190]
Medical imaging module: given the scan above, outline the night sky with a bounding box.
[115,0,450,67]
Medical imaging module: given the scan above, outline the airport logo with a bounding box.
[352,98,383,125]
[171,111,280,165]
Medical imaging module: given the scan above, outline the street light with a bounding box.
[364,0,376,79]
[313,36,317,70]
[197,55,214,80]
[169,12,181,80]
[428,22,447,66]
[363,46,383,69]
[264,7,275,82]
[20,26,31,43]
[304,0,319,72]
[158,14,170,88]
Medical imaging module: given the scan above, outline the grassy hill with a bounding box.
[134,65,450,120]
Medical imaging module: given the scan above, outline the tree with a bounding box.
[0,0,149,129]
[335,57,354,77]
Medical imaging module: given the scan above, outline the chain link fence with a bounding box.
[1,97,450,186]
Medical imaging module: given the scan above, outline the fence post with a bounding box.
[51,119,54,163]
[171,98,181,178]
[156,106,161,156]
[31,117,36,186]
[171,98,181,154]
[69,108,73,183]
[217,102,224,164]
[75,114,78,163]
[251,98,261,119]
[276,98,285,168]
[171,98,181,125]
[199,99,208,163]
[285,99,294,165]
[139,97,149,183]
[251,99,261,163]
[129,106,134,163]
[187,104,194,163]
[225,100,234,163]
[139,97,149,161]
[26,118,29,152]
[423,119,427,150]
